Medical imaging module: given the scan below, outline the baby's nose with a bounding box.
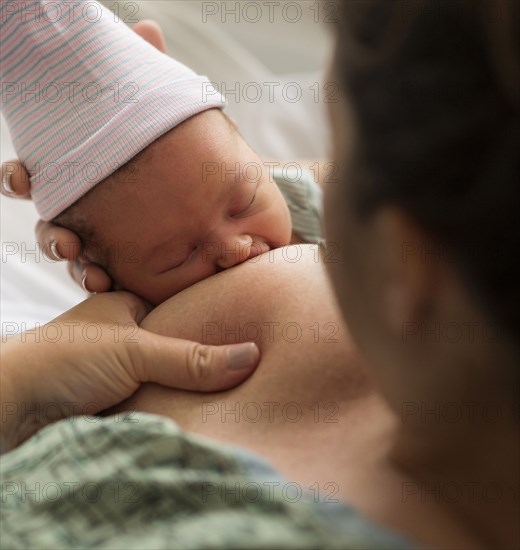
[216,235,267,270]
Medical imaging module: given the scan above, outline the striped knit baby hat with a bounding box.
[0,0,225,220]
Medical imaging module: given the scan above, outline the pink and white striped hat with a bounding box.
[0,0,225,220]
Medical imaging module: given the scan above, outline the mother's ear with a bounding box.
[132,20,167,54]
[373,207,440,337]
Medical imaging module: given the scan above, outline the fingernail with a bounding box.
[1,171,16,196]
[81,271,90,293]
[227,342,259,370]
[49,240,64,261]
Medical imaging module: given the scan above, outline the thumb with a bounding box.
[131,331,261,392]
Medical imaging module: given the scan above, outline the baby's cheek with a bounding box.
[131,278,179,306]
[111,257,217,305]
[107,261,160,304]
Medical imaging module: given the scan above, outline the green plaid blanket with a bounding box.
[1,413,414,549]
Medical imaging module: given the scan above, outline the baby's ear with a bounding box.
[132,20,167,54]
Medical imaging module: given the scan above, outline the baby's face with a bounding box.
[81,109,292,305]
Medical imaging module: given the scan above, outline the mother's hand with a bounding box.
[0,157,112,290]
[0,292,260,453]
[0,20,167,294]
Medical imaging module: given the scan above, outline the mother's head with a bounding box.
[325,0,519,423]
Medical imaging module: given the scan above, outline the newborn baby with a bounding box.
[54,108,295,304]
[1,0,322,305]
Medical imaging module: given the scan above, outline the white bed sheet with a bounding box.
[0,0,332,333]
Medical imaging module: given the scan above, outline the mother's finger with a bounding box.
[35,220,82,261]
[133,20,167,53]
[68,259,113,294]
[134,332,261,392]
[1,160,31,198]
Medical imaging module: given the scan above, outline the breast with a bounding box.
[112,245,380,493]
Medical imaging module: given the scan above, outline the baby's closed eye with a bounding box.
[158,246,197,273]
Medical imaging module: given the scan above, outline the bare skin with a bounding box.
[112,246,487,550]
[0,291,260,452]
[112,245,377,492]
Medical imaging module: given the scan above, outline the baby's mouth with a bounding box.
[247,241,271,260]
